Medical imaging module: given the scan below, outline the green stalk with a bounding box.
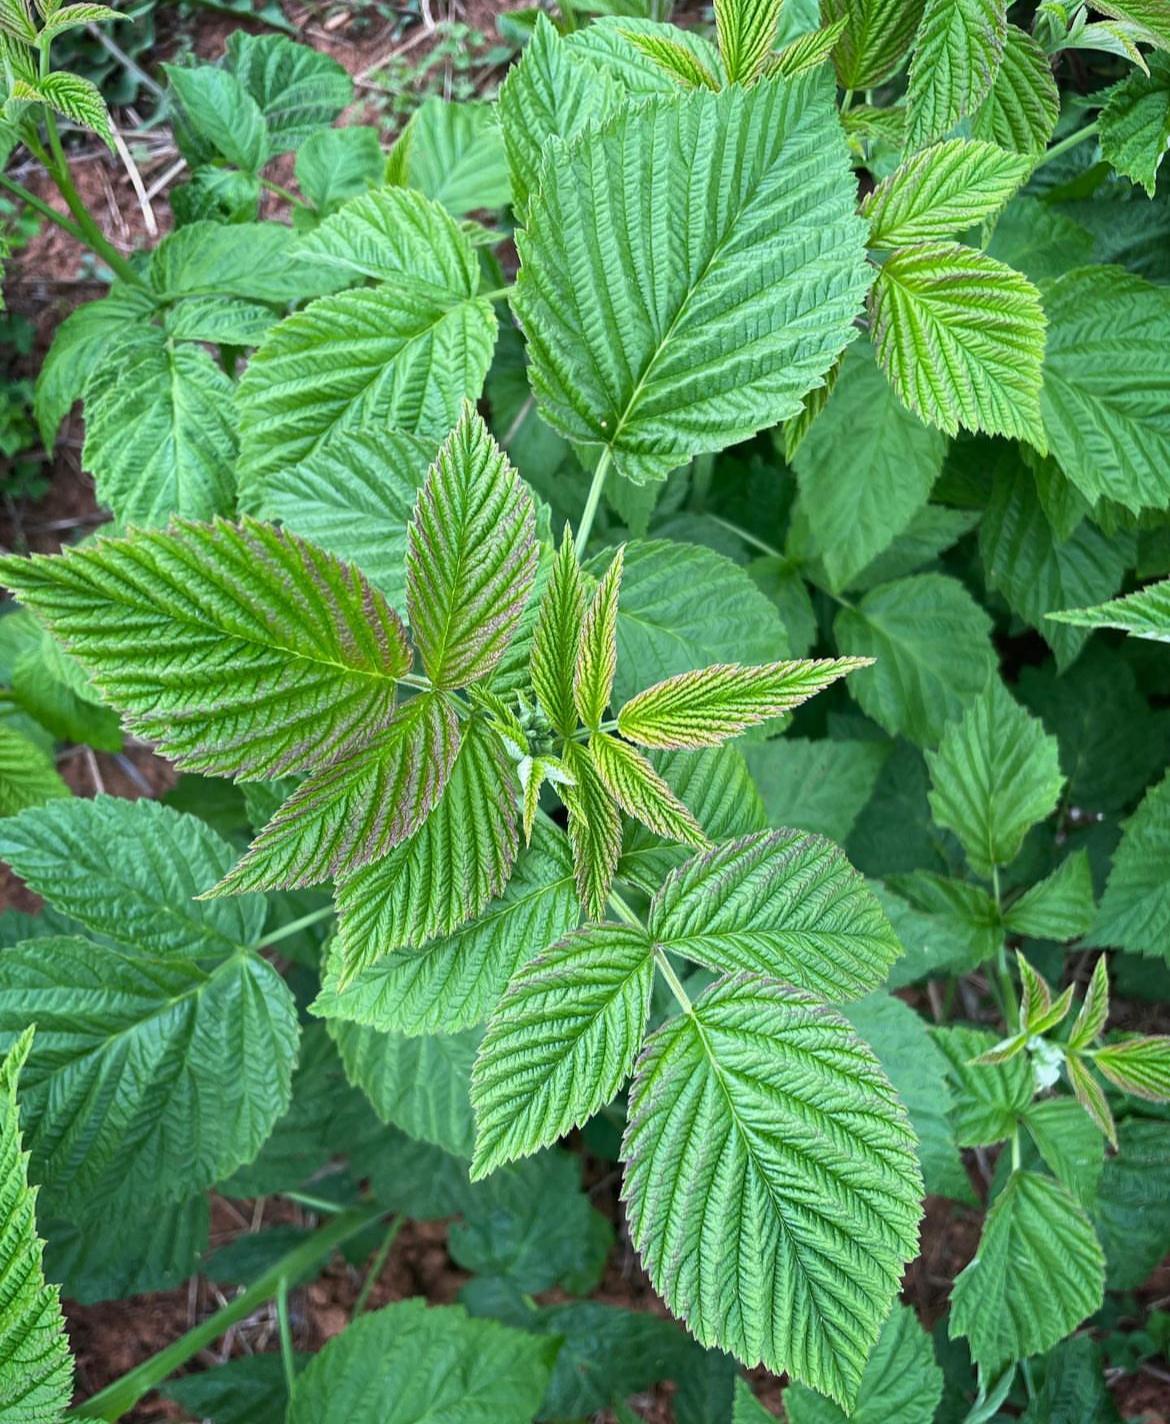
[276,1276,297,1394]
[1034,119,1099,171]
[42,109,143,286]
[606,886,694,1015]
[574,447,612,559]
[352,1214,404,1317]
[68,1204,384,1421]
[254,903,336,952]
[0,172,86,242]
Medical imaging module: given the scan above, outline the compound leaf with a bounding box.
[0,796,265,957]
[470,923,654,1177]
[212,693,462,894]
[970,24,1059,153]
[870,241,1046,442]
[862,139,1029,246]
[648,830,902,1000]
[949,1171,1105,1370]
[0,938,298,1218]
[833,573,997,746]
[286,1299,557,1424]
[333,719,519,974]
[1040,266,1170,513]
[0,1029,73,1424]
[313,822,579,1038]
[905,0,1008,150]
[406,408,538,690]
[0,520,411,781]
[617,658,866,749]
[926,678,1064,879]
[514,71,870,485]
[622,974,922,1408]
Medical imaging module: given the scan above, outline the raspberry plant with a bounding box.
[3,0,1170,1419]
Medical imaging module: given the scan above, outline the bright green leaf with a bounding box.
[970,24,1059,153]
[905,0,1008,149]
[863,139,1029,246]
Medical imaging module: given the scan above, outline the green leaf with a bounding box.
[590,733,707,848]
[295,126,382,214]
[905,0,1008,149]
[1100,56,1170,196]
[742,737,887,843]
[259,429,433,609]
[0,796,265,957]
[161,1355,295,1424]
[862,139,1029,246]
[0,1030,73,1424]
[237,192,495,485]
[564,16,723,95]
[733,1378,773,1423]
[647,830,902,1000]
[617,658,865,749]
[226,30,352,152]
[1040,266,1170,513]
[406,408,537,690]
[870,241,1046,442]
[845,993,971,1202]
[623,974,922,1408]
[821,0,925,87]
[1092,771,1170,959]
[926,678,1064,879]
[0,726,68,818]
[980,450,1129,670]
[931,1025,1031,1146]
[0,938,298,1217]
[1093,1119,1170,1289]
[513,72,870,485]
[884,873,1001,979]
[165,63,270,171]
[147,221,339,305]
[833,573,997,746]
[607,540,790,704]
[970,24,1058,153]
[949,1171,1105,1370]
[286,1299,558,1424]
[765,19,850,77]
[794,343,946,591]
[1004,851,1095,940]
[715,0,783,81]
[530,531,585,738]
[1022,1097,1105,1207]
[387,97,510,217]
[82,331,238,527]
[0,520,412,780]
[212,693,462,894]
[560,740,621,920]
[470,923,653,1177]
[1090,0,1170,50]
[1049,576,1170,642]
[988,198,1094,282]
[574,547,623,732]
[621,29,722,89]
[498,14,620,220]
[332,1022,479,1157]
[1093,1035,1170,1099]
[314,821,579,1037]
[781,1303,943,1424]
[163,296,276,347]
[32,70,112,147]
[33,287,154,450]
[333,719,519,974]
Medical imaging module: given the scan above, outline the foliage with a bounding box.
[3,1,1170,1420]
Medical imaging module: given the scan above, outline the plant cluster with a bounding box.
[3,0,1170,1420]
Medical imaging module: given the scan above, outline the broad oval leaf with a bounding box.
[622,974,923,1408]
[513,71,870,485]
[648,830,903,1000]
[870,241,1046,442]
[949,1170,1105,1369]
[970,24,1059,154]
[862,138,1029,247]
[406,407,538,690]
[0,938,299,1218]
[905,0,1008,150]
[822,0,926,88]
[470,922,654,1178]
[0,519,412,780]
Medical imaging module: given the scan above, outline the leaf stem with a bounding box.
[41,110,143,286]
[478,285,516,303]
[254,903,335,952]
[352,1214,403,1316]
[706,514,782,561]
[284,1189,346,1215]
[276,1276,297,1394]
[67,1204,384,1421]
[1034,118,1099,171]
[575,447,613,559]
[653,947,693,1015]
[0,172,86,243]
[606,886,644,929]
[260,175,303,208]
[1011,1127,1021,1173]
